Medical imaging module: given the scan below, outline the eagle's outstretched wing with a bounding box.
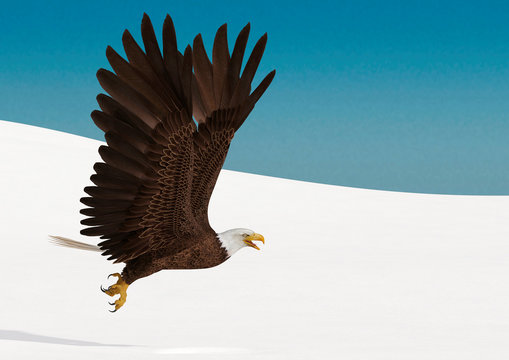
[80,14,274,263]
[190,23,275,229]
[80,14,197,263]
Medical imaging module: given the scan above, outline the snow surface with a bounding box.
[1,119,508,359]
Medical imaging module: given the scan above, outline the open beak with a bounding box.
[244,233,265,250]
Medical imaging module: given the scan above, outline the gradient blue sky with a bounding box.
[2,0,509,194]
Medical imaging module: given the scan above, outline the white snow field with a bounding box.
[0,119,508,359]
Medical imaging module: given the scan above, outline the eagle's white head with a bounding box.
[217,228,265,256]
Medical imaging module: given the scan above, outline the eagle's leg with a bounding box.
[101,273,129,312]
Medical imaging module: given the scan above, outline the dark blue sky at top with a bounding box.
[1,0,509,194]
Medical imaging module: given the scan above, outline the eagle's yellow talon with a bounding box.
[101,273,129,311]
[108,273,121,280]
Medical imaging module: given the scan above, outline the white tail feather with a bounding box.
[49,235,102,252]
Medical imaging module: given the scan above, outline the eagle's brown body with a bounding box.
[77,13,274,297]
[122,234,228,284]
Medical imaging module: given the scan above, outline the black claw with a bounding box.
[108,302,116,306]
[108,274,114,279]
[100,285,107,293]
[109,308,118,313]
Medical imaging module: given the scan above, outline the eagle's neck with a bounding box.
[216,230,243,257]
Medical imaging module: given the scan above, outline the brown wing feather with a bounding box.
[190,24,275,227]
[138,119,197,251]
[80,14,198,263]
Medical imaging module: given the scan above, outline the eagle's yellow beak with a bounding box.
[244,233,265,250]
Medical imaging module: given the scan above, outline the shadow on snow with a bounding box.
[0,329,134,347]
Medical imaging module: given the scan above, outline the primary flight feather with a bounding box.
[52,13,274,311]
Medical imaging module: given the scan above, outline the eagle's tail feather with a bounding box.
[49,235,102,252]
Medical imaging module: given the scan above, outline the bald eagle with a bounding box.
[51,14,274,312]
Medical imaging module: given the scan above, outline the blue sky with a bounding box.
[1,0,509,194]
